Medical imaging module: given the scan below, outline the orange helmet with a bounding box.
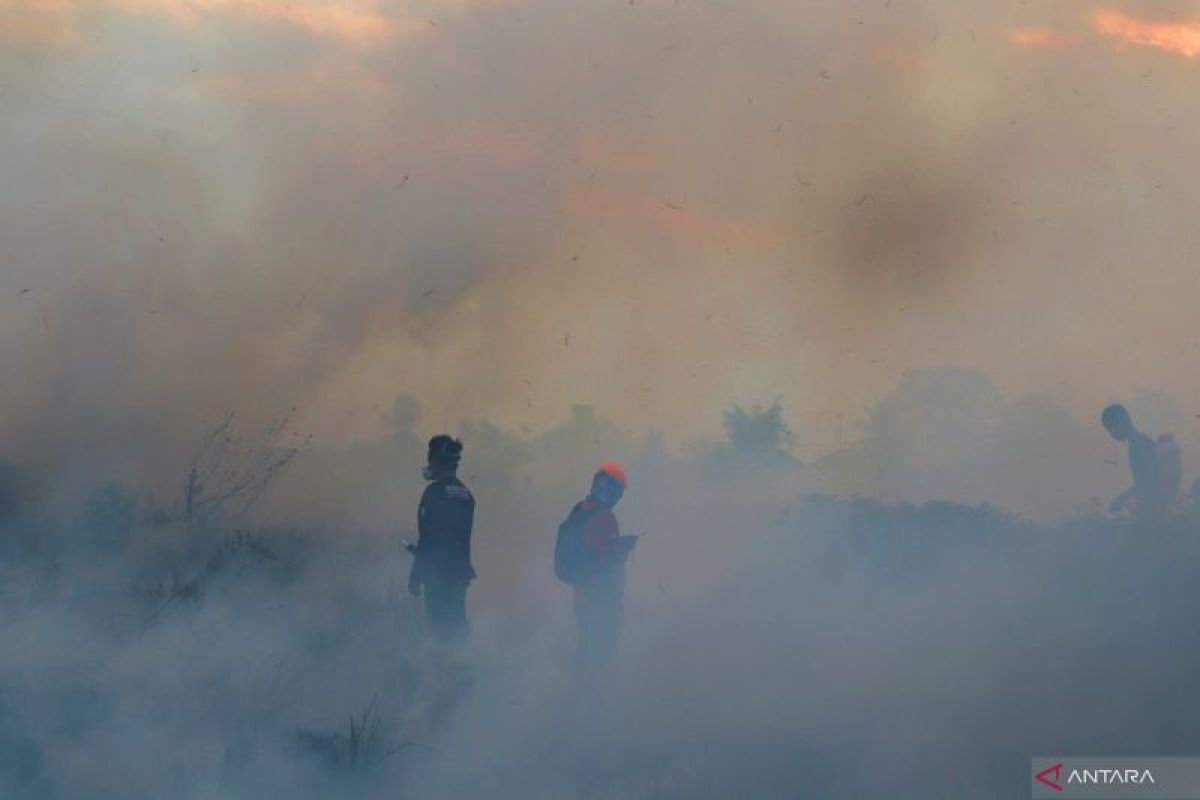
[595,462,628,488]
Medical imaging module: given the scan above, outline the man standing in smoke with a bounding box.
[1102,404,1181,515]
[409,435,476,639]
[555,463,638,665]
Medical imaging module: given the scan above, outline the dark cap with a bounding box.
[427,434,463,466]
[1102,403,1131,432]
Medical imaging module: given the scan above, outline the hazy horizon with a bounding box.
[4,0,1200,484]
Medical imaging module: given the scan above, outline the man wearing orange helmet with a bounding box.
[554,462,638,664]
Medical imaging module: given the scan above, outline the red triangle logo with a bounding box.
[1036,762,1064,792]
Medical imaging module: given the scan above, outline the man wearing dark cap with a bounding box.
[408,435,476,639]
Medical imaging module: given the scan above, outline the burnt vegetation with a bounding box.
[0,388,1198,798]
[183,410,310,529]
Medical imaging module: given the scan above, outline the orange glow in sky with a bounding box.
[1094,8,1200,58]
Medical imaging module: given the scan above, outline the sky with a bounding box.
[3,0,1200,485]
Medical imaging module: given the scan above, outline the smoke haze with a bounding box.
[5,0,1200,474]
[3,0,1200,797]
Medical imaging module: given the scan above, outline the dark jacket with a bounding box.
[412,476,476,584]
[1128,432,1168,511]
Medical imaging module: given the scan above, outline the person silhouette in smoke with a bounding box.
[555,463,638,666]
[1102,404,1180,515]
[408,435,476,639]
